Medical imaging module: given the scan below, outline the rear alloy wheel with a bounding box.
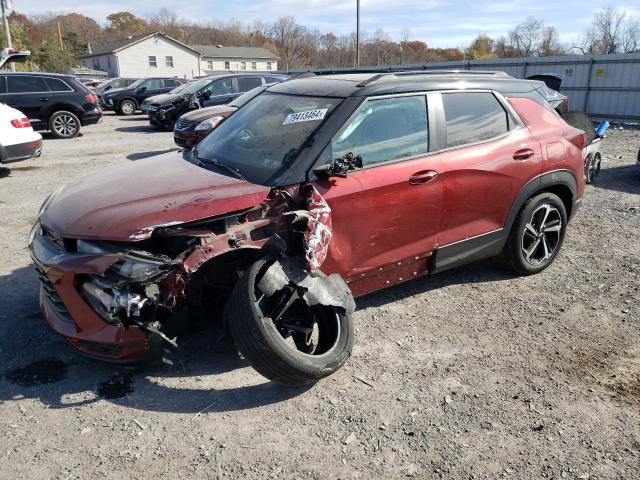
[49,111,80,139]
[586,153,601,184]
[228,259,353,386]
[119,100,136,115]
[503,192,567,275]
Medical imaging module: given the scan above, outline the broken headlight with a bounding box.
[80,277,148,324]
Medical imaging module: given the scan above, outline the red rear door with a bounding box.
[433,91,543,246]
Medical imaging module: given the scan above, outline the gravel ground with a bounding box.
[0,113,638,479]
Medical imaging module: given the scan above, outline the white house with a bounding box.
[79,32,202,78]
[79,32,279,79]
[193,45,278,73]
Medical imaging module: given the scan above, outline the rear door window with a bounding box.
[144,79,164,90]
[7,76,49,93]
[332,95,429,166]
[238,76,263,92]
[441,92,508,148]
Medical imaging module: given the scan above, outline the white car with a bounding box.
[0,103,42,164]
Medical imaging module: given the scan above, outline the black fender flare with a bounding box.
[503,169,577,235]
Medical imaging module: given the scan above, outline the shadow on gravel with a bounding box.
[40,132,84,140]
[0,265,309,414]
[127,148,178,161]
[115,125,158,134]
[116,116,148,121]
[593,164,640,195]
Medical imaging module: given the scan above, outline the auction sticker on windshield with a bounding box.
[283,109,328,125]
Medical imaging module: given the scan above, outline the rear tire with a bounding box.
[49,110,80,139]
[228,259,353,386]
[502,192,567,275]
[118,99,136,116]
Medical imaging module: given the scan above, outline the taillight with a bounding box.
[11,117,31,128]
[85,93,98,104]
[563,129,586,150]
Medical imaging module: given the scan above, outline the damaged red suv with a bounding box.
[29,71,586,385]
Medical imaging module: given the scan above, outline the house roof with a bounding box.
[192,45,278,60]
[79,32,202,59]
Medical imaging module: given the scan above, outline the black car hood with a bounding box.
[148,93,188,106]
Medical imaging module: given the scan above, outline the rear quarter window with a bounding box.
[45,78,73,92]
[442,92,508,148]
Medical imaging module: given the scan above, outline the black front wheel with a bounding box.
[228,259,353,386]
[502,192,568,275]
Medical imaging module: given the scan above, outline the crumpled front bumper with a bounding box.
[28,223,159,363]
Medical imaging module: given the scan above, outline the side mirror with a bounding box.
[136,86,147,94]
[314,152,363,179]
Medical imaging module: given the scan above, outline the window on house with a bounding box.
[149,56,157,68]
[240,61,247,70]
[251,61,257,70]
[441,92,508,148]
[224,61,230,70]
[266,61,272,70]
[166,56,174,67]
[207,60,213,70]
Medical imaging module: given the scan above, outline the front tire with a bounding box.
[118,99,136,116]
[49,111,80,139]
[502,192,568,275]
[228,259,353,386]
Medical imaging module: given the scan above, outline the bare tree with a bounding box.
[539,26,563,56]
[270,16,307,70]
[508,16,543,57]
[584,7,627,54]
[622,19,640,53]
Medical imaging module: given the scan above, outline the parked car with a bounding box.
[0,103,42,164]
[146,73,288,130]
[139,81,194,114]
[173,83,271,148]
[101,77,187,115]
[0,72,102,139]
[92,77,139,98]
[560,111,604,184]
[29,71,587,385]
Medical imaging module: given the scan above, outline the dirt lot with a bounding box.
[0,113,638,479]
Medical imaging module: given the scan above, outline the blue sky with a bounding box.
[11,0,640,48]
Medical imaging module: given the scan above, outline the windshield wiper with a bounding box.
[192,145,247,181]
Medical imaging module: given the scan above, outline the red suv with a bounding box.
[29,71,586,385]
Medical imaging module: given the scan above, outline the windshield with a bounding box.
[194,92,341,185]
[169,82,191,94]
[180,77,214,95]
[229,85,268,108]
[127,78,145,90]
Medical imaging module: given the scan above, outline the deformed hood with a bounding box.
[40,151,271,242]
[146,93,182,105]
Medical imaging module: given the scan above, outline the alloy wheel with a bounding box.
[53,114,78,137]
[520,203,562,266]
[121,101,135,115]
[254,285,341,357]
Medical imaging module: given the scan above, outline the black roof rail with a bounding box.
[355,69,510,87]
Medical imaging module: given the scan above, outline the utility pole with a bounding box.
[1,0,14,71]
[58,21,64,50]
[355,0,360,67]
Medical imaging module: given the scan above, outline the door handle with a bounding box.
[39,97,49,102]
[513,148,535,160]
[409,170,438,185]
